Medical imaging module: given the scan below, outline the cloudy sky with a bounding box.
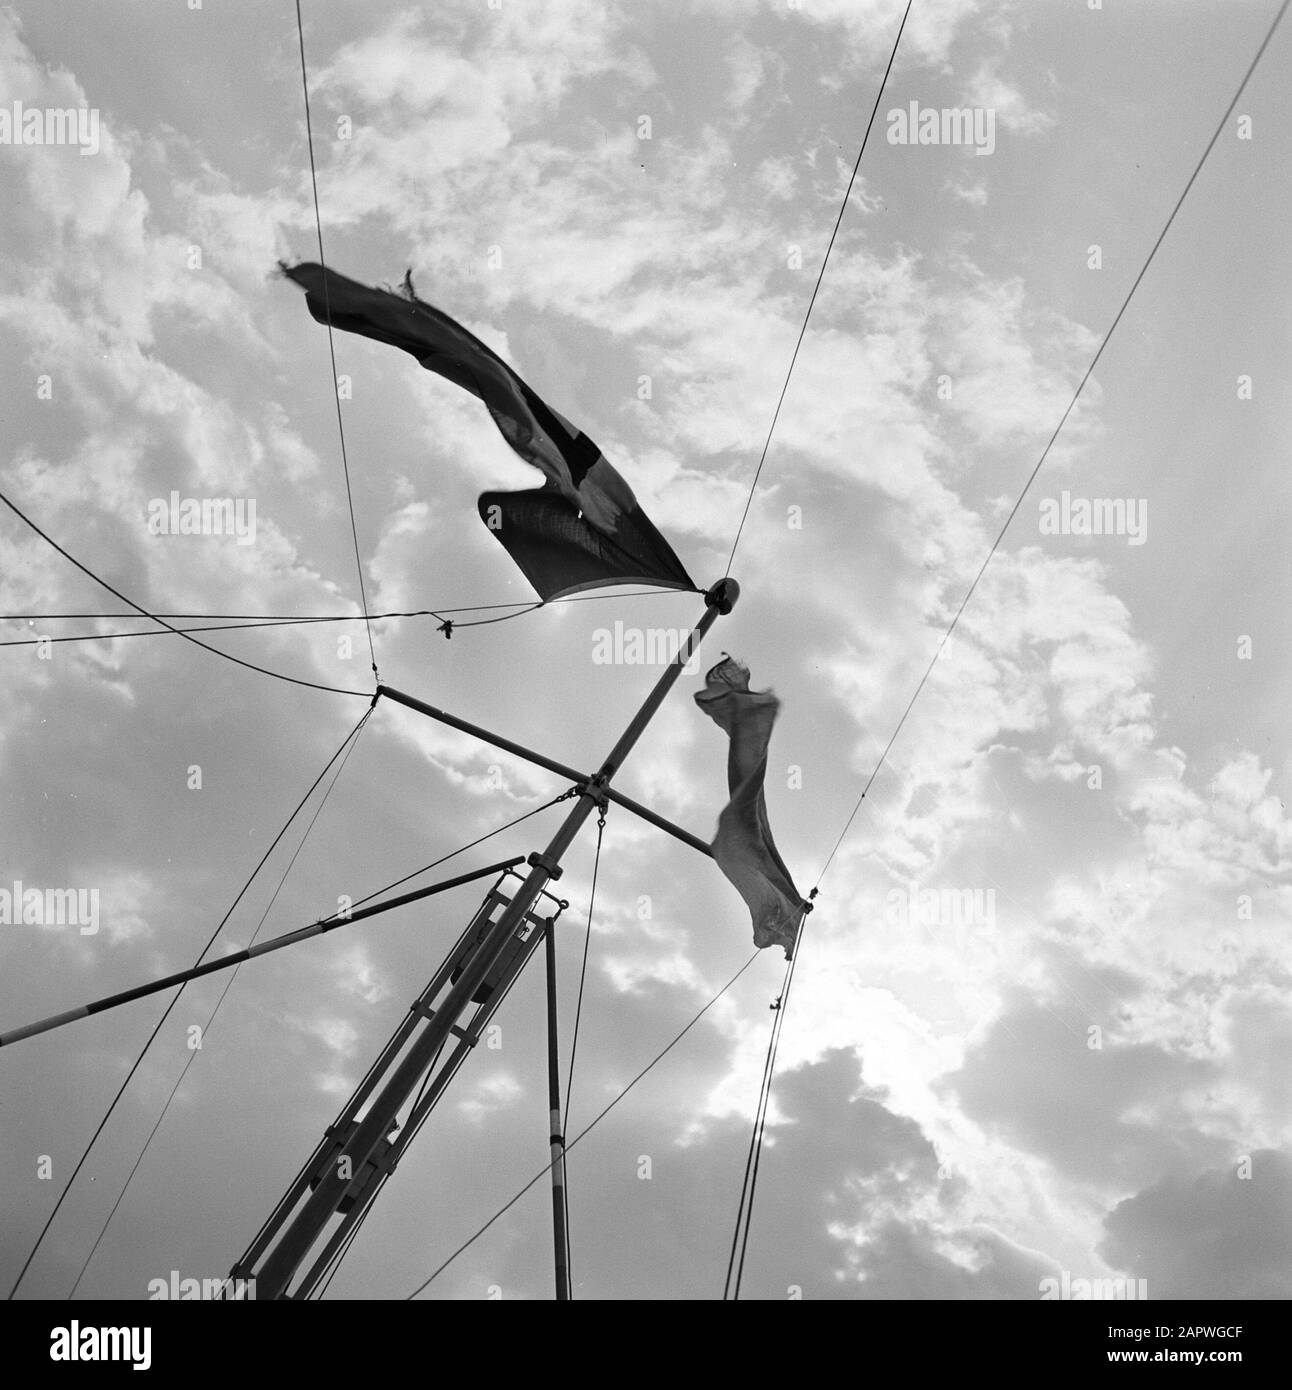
[1,0,1289,1301]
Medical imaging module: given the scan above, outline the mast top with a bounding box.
[705,577,740,614]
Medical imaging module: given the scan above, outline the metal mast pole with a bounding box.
[235,578,738,1299]
[544,920,570,1300]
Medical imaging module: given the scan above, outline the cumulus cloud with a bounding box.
[966,59,1056,138]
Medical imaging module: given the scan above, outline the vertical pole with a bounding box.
[544,918,570,1301]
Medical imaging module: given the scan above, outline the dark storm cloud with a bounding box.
[947,995,1231,1187]
[1100,1150,1292,1299]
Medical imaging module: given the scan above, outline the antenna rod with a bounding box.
[544,919,571,1300]
[0,858,525,1049]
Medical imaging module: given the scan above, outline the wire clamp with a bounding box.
[576,777,610,813]
[527,851,564,881]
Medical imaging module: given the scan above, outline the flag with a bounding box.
[477,489,695,600]
[280,261,695,601]
[694,656,805,958]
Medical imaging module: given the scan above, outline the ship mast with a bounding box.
[229,579,739,1298]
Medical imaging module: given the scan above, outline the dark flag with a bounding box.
[280,261,695,601]
[477,489,697,600]
[694,656,805,958]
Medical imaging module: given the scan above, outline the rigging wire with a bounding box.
[559,806,607,1296]
[812,0,1291,889]
[294,0,379,683]
[1,610,539,650]
[0,613,365,624]
[723,959,788,1299]
[724,913,807,1300]
[0,486,371,697]
[0,616,362,650]
[723,0,911,578]
[66,710,372,1298]
[403,950,760,1299]
[0,593,681,622]
[562,814,605,1131]
[428,603,543,638]
[5,707,373,1300]
[0,588,686,647]
[313,1198,373,1300]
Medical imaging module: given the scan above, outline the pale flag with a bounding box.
[694,656,805,958]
